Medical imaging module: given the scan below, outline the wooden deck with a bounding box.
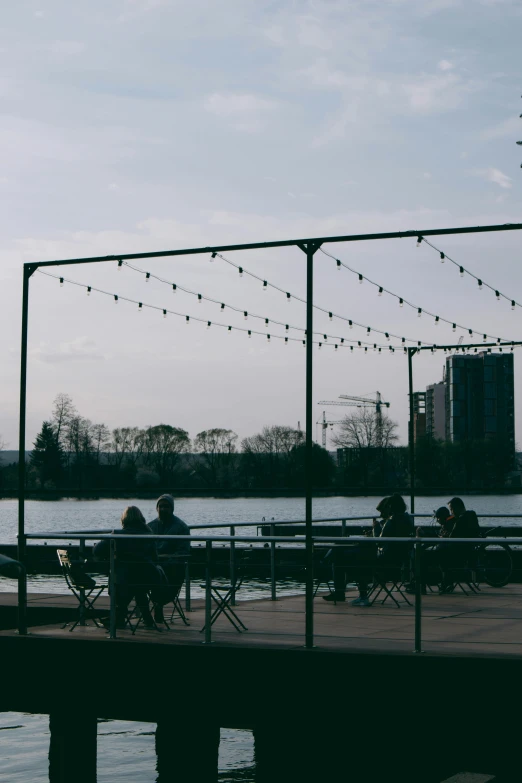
[5,584,522,657]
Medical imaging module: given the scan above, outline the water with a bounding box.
[0,495,520,594]
[0,713,255,782]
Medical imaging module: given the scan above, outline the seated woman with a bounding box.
[323,495,413,606]
[94,506,166,629]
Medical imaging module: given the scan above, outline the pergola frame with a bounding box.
[18,222,522,645]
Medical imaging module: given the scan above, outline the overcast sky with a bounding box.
[0,0,521,451]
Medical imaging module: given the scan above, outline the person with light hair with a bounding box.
[94,505,165,629]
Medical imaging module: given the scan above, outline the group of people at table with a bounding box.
[322,494,480,606]
[91,492,480,628]
[93,494,189,629]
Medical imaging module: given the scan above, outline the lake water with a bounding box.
[0,713,255,782]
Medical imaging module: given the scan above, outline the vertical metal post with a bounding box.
[408,348,416,517]
[414,540,423,653]
[298,241,321,649]
[184,559,191,612]
[109,539,116,639]
[341,519,346,537]
[270,524,276,600]
[204,540,212,644]
[17,264,33,636]
[230,525,236,607]
[79,537,86,626]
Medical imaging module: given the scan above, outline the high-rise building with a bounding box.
[412,391,426,442]
[426,382,446,440]
[445,352,515,451]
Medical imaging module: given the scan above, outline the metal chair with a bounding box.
[200,553,251,634]
[57,549,107,631]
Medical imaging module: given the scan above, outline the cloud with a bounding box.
[30,338,107,364]
[473,167,512,189]
[480,116,522,141]
[203,92,278,132]
[437,59,455,71]
[403,72,481,114]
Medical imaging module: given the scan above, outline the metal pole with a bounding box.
[408,348,416,517]
[230,525,236,607]
[341,519,346,537]
[204,540,212,645]
[301,241,321,649]
[414,540,423,653]
[270,524,276,601]
[109,539,116,639]
[184,559,191,612]
[79,537,86,627]
[17,265,33,636]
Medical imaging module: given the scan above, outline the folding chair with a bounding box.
[200,553,251,634]
[57,549,107,631]
[368,559,413,608]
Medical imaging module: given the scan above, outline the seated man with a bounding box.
[148,494,190,624]
[323,494,413,606]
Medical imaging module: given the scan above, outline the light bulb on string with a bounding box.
[378,287,383,296]
[440,253,445,263]
[478,279,483,291]
[244,311,248,320]
[186,316,189,325]
[417,308,422,318]
[238,267,243,278]
[263,280,267,291]
[452,324,456,332]
[267,334,270,342]
[435,316,439,326]
[163,310,167,319]
[114,295,118,303]
[221,303,225,311]
[59,277,64,287]
[172,284,177,293]
[416,236,422,246]
[207,321,211,329]
[87,287,91,296]
[483,334,487,342]
[117,260,123,270]
[495,291,500,301]
[145,273,150,283]
[285,324,289,332]
[285,338,288,345]
[318,342,322,350]
[349,320,353,329]
[329,312,333,320]
[265,318,269,327]
[138,302,142,312]
[399,298,403,307]
[228,326,232,333]
[385,333,390,341]
[323,334,328,341]
[334,344,338,351]
[210,252,216,261]
[286,293,291,302]
[340,338,344,345]
[336,260,341,271]
[358,274,363,284]
[197,294,202,304]
[248,330,252,339]
[512,300,516,310]
[460,267,464,278]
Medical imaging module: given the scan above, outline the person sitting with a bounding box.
[148,494,190,625]
[437,497,480,591]
[323,495,412,606]
[94,505,165,629]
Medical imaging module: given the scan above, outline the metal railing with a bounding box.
[18,526,521,650]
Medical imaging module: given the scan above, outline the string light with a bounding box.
[285,337,288,345]
[210,252,217,261]
[117,260,123,270]
[221,303,225,310]
[41,269,522,356]
[263,280,267,291]
[239,267,243,277]
[145,273,150,282]
[172,284,177,293]
[452,323,456,332]
[478,279,483,291]
[329,312,333,320]
[460,267,464,277]
[435,316,439,325]
[495,290,500,301]
[358,274,363,284]
[440,253,445,263]
[59,277,64,287]
[417,308,422,318]
[512,300,516,310]
[399,298,403,308]
[378,287,383,296]
[244,311,248,320]
[286,292,291,302]
[416,236,423,246]
[198,294,202,304]
[336,259,341,271]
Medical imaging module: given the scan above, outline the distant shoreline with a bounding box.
[1,487,521,500]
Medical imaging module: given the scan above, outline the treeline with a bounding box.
[0,394,336,492]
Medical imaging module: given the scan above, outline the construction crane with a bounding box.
[316,410,341,448]
[317,392,391,447]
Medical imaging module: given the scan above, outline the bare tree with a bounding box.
[141,424,191,480]
[52,393,77,447]
[332,409,399,450]
[109,427,144,469]
[90,423,111,465]
[192,428,238,486]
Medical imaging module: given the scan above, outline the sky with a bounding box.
[0,0,521,450]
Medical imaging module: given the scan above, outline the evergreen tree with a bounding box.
[31,421,64,485]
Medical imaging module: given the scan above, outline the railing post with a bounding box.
[79,537,86,627]
[341,519,346,537]
[270,524,276,601]
[414,540,423,654]
[203,540,212,644]
[184,559,191,612]
[230,526,236,607]
[109,539,116,639]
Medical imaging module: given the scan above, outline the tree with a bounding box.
[52,393,77,447]
[332,408,399,449]
[141,424,191,481]
[90,423,111,465]
[109,427,144,470]
[192,428,238,487]
[241,425,305,488]
[30,421,64,485]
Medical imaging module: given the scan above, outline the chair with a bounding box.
[200,553,251,634]
[368,561,413,608]
[57,549,107,631]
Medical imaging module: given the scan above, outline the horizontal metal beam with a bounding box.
[415,340,522,352]
[28,222,522,270]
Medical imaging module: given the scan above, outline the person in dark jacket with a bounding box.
[323,495,413,606]
[94,505,165,628]
[437,498,481,590]
[148,494,190,624]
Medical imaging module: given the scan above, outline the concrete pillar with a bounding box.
[48,711,97,783]
[155,719,220,782]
